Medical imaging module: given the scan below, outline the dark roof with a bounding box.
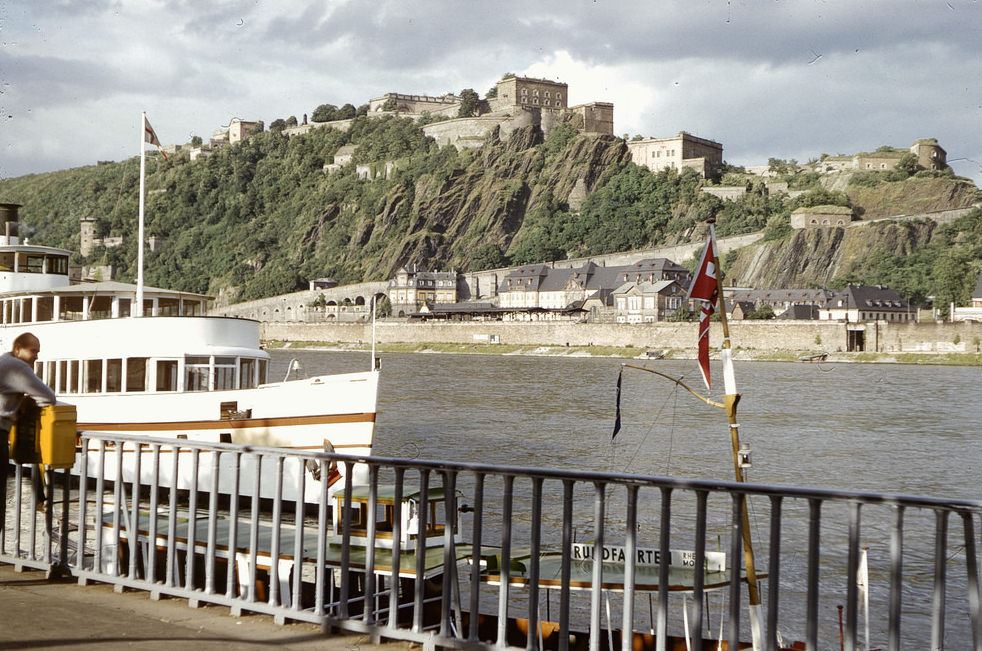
[838,285,909,311]
[499,259,690,294]
[728,289,833,305]
[778,304,821,319]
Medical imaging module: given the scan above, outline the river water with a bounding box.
[272,349,981,501]
[273,349,981,645]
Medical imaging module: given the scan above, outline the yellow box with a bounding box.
[8,403,78,469]
[39,404,78,469]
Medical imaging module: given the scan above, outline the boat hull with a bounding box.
[68,370,380,503]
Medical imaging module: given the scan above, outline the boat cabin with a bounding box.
[331,485,463,551]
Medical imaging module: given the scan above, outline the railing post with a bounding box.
[845,501,862,651]
[656,486,672,651]
[806,498,822,651]
[589,481,606,651]
[766,495,783,651]
[622,484,639,651]
[728,492,744,651]
[497,474,515,648]
[559,479,574,651]
[468,472,486,643]
[888,504,905,651]
[932,510,950,651]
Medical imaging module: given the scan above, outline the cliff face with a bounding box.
[359,127,630,276]
[728,219,939,288]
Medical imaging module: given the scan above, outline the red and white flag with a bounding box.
[687,233,719,390]
[144,117,167,159]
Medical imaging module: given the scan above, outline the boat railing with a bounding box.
[3,432,982,651]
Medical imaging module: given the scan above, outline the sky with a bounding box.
[3,0,982,186]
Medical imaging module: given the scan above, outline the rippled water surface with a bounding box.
[273,350,981,500]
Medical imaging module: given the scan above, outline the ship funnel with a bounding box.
[0,203,21,246]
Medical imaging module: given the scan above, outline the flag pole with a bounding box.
[708,219,763,650]
[137,111,147,317]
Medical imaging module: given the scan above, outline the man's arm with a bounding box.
[9,364,57,407]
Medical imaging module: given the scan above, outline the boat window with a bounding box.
[156,360,178,391]
[183,300,202,316]
[60,296,85,321]
[258,359,268,385]
[57,360,69,394]
[69,360,80,393]
[240,358,256,389]
[89,295,112,320]
[44,255,68,275]
[158,297,180,316]
[106,359,122,392]
[0,253,13,271]
[126,357,147,392]
[17,253,44,273]
[36,296,54,322]
[84,359,103,393]
[185,356,209,392]
[22,298,33,323]
[118,298,131,318]
[44,361,56,391]
[214,356,236,391]
[142,299,153,317]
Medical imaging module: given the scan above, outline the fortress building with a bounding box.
[626,132,724,179]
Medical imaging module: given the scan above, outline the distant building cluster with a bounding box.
[387,257,918,327]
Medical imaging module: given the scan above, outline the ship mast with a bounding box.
[136,111,147,317]
[709,219,763,650]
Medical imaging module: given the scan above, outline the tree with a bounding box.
[382,97,398,111]
[457,88,480,118]
[190,135,203,146]
[338,103,357,120]
[312,104,338,122]
[468,243,508,271]
[746,305,776,320]
[895,152,920,176]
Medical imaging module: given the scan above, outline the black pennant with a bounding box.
[612,367,623,440]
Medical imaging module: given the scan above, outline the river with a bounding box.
[271,349,981,501]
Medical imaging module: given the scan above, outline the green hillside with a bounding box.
[1,116,980,308]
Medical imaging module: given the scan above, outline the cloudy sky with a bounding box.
[3,0,982,185]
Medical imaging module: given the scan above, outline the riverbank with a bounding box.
[261,319,981,365]
[265,340,982,366]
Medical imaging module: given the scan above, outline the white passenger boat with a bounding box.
[0,202,379,501]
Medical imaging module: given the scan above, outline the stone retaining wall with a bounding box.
[262,319,982,354]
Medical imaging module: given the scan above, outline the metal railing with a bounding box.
[3,431,982,651]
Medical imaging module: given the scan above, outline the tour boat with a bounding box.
[0,202,379,501]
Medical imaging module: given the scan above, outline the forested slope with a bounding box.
[1,115,979,307]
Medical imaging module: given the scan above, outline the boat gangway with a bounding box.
[3,431,981,651]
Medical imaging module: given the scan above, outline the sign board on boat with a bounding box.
[570,543,726,572]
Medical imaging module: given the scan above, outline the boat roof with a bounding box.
[0,243,73,256]
[1,279,212,300]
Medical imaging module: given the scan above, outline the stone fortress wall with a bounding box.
[262,318,982,355]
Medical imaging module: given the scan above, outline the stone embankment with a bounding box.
[263,319,982,356]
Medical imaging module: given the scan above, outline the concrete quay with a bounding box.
[0,563,412,651]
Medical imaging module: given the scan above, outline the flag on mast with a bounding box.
[144,117,167,159]
[686,232,719,390]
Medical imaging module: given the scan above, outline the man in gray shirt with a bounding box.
[1,332,57,534]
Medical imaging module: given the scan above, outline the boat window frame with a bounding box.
[155,359,179,392]
[184,355,210,392]
[213,356,237,391]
